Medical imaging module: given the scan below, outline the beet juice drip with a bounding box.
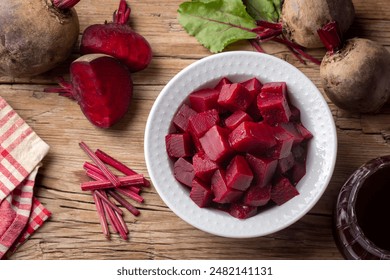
[355,166,390,251]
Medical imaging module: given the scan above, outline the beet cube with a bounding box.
[289,161,306,185]
[228,121,276,154]
[189,88,219,112]
[190,178,214,208]
[188,109,220,138]
[277,153,295,174]
[291,144,307,163]
[229,203,257,219]
[199,125,233,163]
[218,83,254,112]
[246,101,263,122]
[172,103,197,132]
[192,152,219,182]
[280,122,304,145]
[270,125,295,159]
[224,110,253,131]
[257,82,291,125]
[289,105,301,122]
[165,133,193,158]
[271,176,299,205]
[225,155,253,191]
[243,183,272,207]
[295,123,313,141]
[173,158,195,188]
[245,154,277,187]
[240,77,263,97]
[211,170,242,204]
[214,77,232,91]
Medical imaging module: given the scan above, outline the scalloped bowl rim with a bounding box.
[144,51,337,238]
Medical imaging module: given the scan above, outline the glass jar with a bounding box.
[334,156,390,259]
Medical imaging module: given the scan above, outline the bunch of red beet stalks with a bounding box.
[79,141,149,240]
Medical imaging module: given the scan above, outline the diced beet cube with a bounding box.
[190,178,214,208]
[243,183,272,207]
[189,88,219,112]
[257,82,291,125]
[246,101,263,122]
[240,77,263,97]
[228,203,258,219]
[291,144,307,163]
[245,154,277,187]
[172,103,197,132]
[211,170,242,204]
[289,105,301,122]
[214,77,232,91]
[188,109,220,138]
[199,125,233,163]
[270,125,295,159]
[228,121,276,154]
[280,122,304,145]
[224,110,253,131]
[218,83,254,112]
[225,155,253,191]
[173,158,195,188]
[165,133,193,158]
[271,176,299,206]
[192,152,219,182]
[289,161,306,185]
[295,123,313,141]
[277,153,295,174]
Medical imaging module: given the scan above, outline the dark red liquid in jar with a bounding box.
[334,156,390,259]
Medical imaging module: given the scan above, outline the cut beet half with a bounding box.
[165,133,194,158]
[199,125,233,163]
[188,109,220,138]
[217,83,254,112]
[189,88,219,112]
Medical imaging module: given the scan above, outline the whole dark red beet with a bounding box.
[80,0,152,72]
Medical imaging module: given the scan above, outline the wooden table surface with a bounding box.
[2,0,389,260]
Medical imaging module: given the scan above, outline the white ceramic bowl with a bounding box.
[144,51,337,238]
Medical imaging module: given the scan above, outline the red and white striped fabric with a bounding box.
[0,97,50,259]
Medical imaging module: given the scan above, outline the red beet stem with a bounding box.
[272,37,321,65]
[79,142,121,187]
[81,174,145,191]
[113,0,131,25]
[44,77,75,100]
[256,20,283,30]
[249,40,265,53]
[52,0,81,9]
[317,21,343,54]
[108,190,140,217]
[95,190,123,215]
[115,188,144,203]
[92,191,110,238]
[95,149,151,187]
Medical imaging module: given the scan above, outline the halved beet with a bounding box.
[271,176,299,206]
[211,170,242,204]
[240,77,263,97]
[228,121,276,154]
[199,125,233,163]
[225,155,253,191]
[270,125,295,159]
[224,110,253,131]
[165,133,194,158]
[214,77,232,91]
[188,109,220,138]
[192,152,219,182]
[172,103,197,132]
[218,83,254,112]
[257,82,291,125]
[189,88,219,112]
[243,183,272,207]
[228,203,257,219]
[173,158,195,188]
[277,153,295,174]
[190,178,214,207]
[245,154,277,187]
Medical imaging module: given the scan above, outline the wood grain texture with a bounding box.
[1,0,389,260]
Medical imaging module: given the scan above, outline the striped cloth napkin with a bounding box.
[0,97,51,259]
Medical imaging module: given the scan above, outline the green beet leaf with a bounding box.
[244,0,281,22]
[178,0,257,53]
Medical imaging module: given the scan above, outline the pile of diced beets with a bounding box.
[165,77,313,219]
